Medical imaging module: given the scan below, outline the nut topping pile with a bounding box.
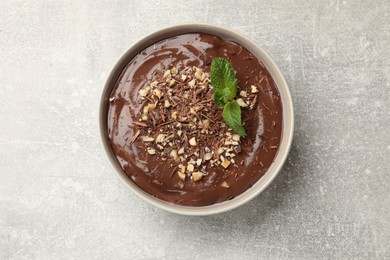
[133,65,257,183]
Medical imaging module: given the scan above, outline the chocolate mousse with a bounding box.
[107,33,282,206]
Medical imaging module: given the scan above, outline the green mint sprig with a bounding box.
[210,57,246,137]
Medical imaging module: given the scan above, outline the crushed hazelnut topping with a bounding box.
[251,85,259,93]
[147,148,156,155]
[221,181,230,188]
[142,136,155,142]
[139,87,150,97]
[239,90,248,97]
[192,171,203,181]
[189,137,197,146]
[236,98,248,107]
[178,147,185,155]
[132,65,255,183]
[163,70,171,79]
[170,149,179,161]
[177,171,186,181]
[204,153,213,161]
[221,159,231,169]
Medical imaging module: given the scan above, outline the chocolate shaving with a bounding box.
[137,159,148,164]
[259,161,264,167]
[130,130,141,144]
[132,121,147,127]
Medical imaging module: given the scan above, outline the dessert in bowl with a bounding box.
[99,24,293,215]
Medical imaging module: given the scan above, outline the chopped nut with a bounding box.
[169,79,175,86]
[147,103,156,111]
[181,74,187,82]
[221,159,231,169]
[217,147,225,154]
[192,171,203,181]
[139,87,150,97]
[155,134,166,143]
[170,67,177,76]
[251,85,259,93]
[239,90,248,97]
[177,171,186,181]
[231,141,239,146]
[178,147,185,155]
[183,93,189,99]
[170,149,179,161]
[196,159,202,166]
[224,140,232,146]
[232,134,240,141]
[190,108,196,114]
[221,181,230,188]
[143,106,149,114]
[204,153,212,161]
[141,115,148,121]
[141,136,155,142]
[164,100,171,108]
[177,130,182,137]
[202,119,209,126]
[153,88,163,99]
[187,164,194,172]
[194,68,204,81]
[150,80,158,87]
[236,98,248,107]
[147,148,156,155]
[163,70,171,79]
[189,137,197,146]
[171,111,178,120]
[188,79,196,87]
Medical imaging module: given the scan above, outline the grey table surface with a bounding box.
[1,0,389,259]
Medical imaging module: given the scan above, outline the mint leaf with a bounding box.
[222,100,246,137]
[211,58,237,106]
[213,90,226,107]
[210,57,246,136]
[213,87,234,107]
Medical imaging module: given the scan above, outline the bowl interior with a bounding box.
[99,24,294,215]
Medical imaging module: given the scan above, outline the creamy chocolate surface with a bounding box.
[107,33,282,206]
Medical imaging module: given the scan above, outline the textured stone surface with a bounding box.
[1,0,389,259]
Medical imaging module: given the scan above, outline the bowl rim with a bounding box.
[99,23,294,216]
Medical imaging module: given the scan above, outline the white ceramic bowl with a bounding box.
[99,24,294,215]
